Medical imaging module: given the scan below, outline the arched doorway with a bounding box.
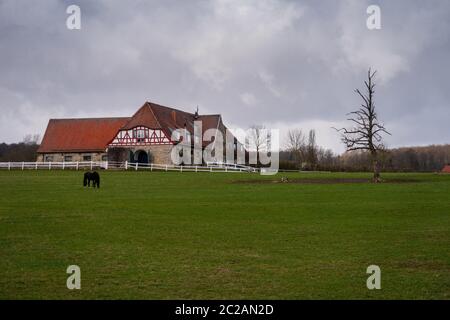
[135,150,149,164]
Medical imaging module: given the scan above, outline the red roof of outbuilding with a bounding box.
[37,117,130,153]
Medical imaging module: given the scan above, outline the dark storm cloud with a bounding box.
[0,0,449,152]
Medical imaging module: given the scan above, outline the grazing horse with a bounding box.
[83,171,100,188]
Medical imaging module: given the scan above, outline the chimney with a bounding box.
[171,110,176,123]
[194,106,199,119]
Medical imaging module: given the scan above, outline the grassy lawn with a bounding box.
[0,170,449,299]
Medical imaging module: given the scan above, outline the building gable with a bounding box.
[120,102,161,130]
[108,126,171,146]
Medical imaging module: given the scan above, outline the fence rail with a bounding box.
[0,161,258,173]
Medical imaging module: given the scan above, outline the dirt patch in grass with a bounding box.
[395,259,450,272]
[234,178,422,185]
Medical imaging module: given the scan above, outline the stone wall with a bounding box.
[36,152,106,162]
[107,148,130,163]
[148,145,173,164]
[37,144,203,165]
[131,145,173,164]
[107,145,174,164]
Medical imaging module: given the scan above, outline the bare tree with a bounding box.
[248,125,269,166]
[335,68,391,182]
[306,129,318,170]
[286,129,305,166]
[22,134,40,145]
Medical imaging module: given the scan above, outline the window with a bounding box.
[134,128,146,142]
[83,155,92,161]
[64,155,72,162]
[102,155,108,161]
[136,130,145,138]
[45,155,53,162]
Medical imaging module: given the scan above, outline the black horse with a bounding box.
[83,171,100,188]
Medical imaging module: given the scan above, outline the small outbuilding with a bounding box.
[442,165,450,173]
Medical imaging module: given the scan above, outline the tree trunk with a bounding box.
[256,147,260,168]
[373,158,381,183]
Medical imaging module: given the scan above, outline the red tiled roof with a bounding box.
[442,165,450,173]
[120,102,161,130]
[151,102,197,130]
[198,114,221,133]
[37,117,130,153]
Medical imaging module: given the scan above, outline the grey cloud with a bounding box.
[0,0,449,152]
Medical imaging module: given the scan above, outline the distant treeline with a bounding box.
[0,135,40,162]
[280,144,450,172]
[341,144,450,172]
[0,143,39,162]
[1,134,449,172]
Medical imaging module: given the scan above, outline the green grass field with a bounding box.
[0,170,449,299]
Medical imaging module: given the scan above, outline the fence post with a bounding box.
[165,165,168,171]
[195,166,198,172]
[90,161,93,170]
[105,161,108,170]
[125,161,128,170]
[180,165,182,172]
[49,162,51,170]
[135,162,138,171]
[22,162,24,170]
[35,162,38,170]
[76,161,79,170]
[150,163,153,171]
[210,166,213,172]
[8,162,10,170]
[62,162,65,170]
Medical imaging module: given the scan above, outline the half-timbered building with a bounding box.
[37,101,241,165]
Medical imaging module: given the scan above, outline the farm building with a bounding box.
[37,101,242,165]
[442,165,450,173]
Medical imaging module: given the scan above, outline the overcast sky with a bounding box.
[0,0,449,153]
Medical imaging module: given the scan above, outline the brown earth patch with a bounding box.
[395,259,450,272]
[233,178,422,185]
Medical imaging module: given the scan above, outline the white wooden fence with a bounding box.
[0,161,258,173]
